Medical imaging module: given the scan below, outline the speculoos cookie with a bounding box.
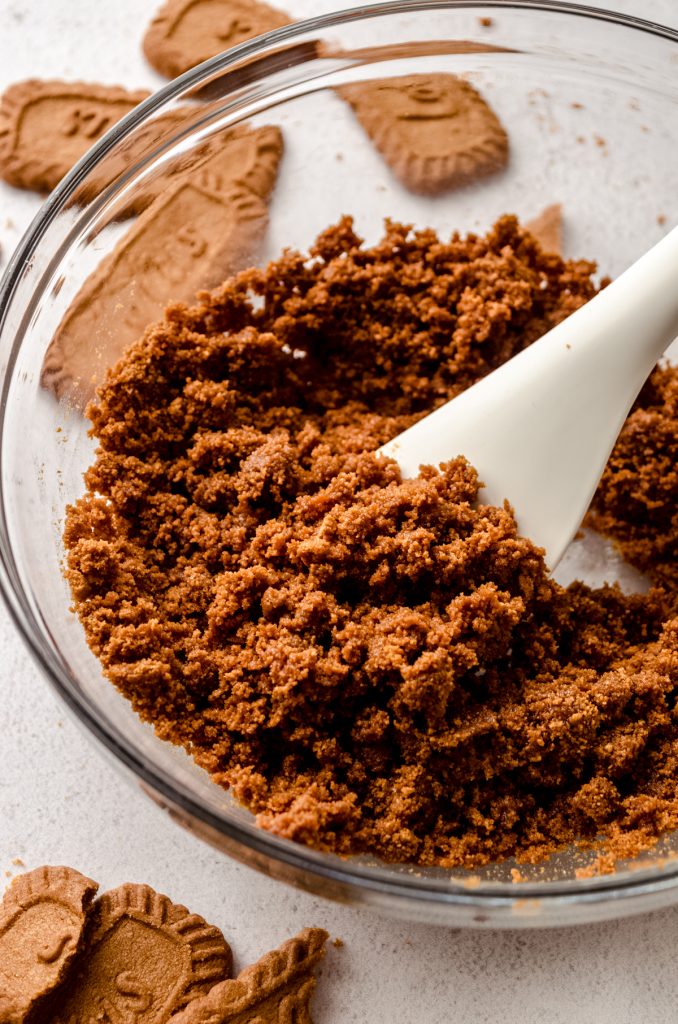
[339,73,508,194]
[525,203,563,255]
[143,0,292,79]
[0,80,149,193]
[168,928,328,1024]
[0,866,98,1023]
[0,869,331,1022]
[50,882,233,1022]
[41,178,269,407]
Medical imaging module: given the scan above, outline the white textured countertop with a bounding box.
[1,2,677,1021]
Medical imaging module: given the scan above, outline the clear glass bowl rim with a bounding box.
[1,0,678,917]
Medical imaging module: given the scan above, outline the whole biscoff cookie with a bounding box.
[339,73,509,195]
[143,0,292,79]
[525,203,563,255]
[0,866,98,1023]
[41,178,269,407]
[0,80,149,193]
[168,928,328,1024]
[51,883,232,1023]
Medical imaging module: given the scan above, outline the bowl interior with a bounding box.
[1,1,677,925]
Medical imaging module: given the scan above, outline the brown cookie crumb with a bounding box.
[51,882,232,1022]
[587,365,677,590]
[0,866,98,1023]
[143,0,292,80]
[0,80,149,193]
[168,928,328,1023]
[339,73,508,194]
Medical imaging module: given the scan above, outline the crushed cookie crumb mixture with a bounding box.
[65,216,677,870]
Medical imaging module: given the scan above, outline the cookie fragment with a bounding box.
[168,928,328,1023]
[0,80,149,193]
[339,73,508,195]
[51,882,232,1022]
[193,122,283,201]
[85,105,203,214]
[41,178,269,407]
[102,116,284,217]
[525,203,563,255]
[143,0,292,79]
[0,865,98,1023]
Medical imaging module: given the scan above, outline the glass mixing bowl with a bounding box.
[0,0,677,928]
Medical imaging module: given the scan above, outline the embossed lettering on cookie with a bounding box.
[49,882,232,1022]
[339,73,509,195]
[143,0,292,80]
[0,81,150,194]
[0,866,98,1022]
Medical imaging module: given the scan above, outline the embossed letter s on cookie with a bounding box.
[339,73,509,195]
[51,882,233,1023]
[0,865,98,1023]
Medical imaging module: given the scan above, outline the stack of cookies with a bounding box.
[0,865,329,1023]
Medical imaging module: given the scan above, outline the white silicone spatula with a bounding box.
[379,225,678,569]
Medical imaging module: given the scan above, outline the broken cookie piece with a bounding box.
[143,0,292,79]
[0,867,329,1023]
[168,928,328,1024]
[51,882,232,1022]
[0,80,149,193]
[339,73,508,194]
[525,203,563,255]
[0,866,98,1024]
